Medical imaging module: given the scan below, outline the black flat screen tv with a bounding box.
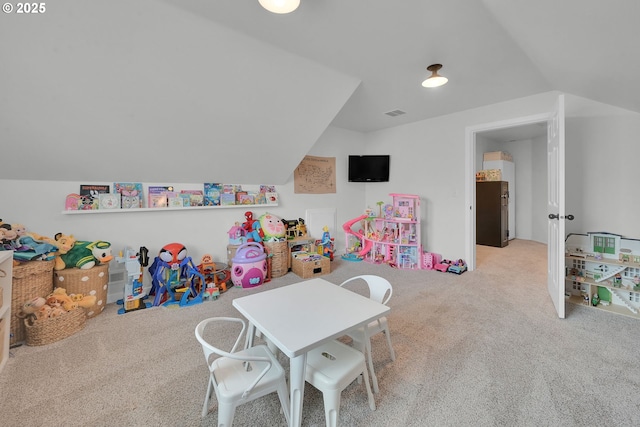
[348,155,390,182]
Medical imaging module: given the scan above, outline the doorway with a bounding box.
[464,114,549,271]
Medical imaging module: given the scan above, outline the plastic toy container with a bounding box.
[231,242,267,288]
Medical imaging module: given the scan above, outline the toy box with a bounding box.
[483,151,513,162]
[292,255,330,278]
[11,259,54,346]
[53,264,109,318]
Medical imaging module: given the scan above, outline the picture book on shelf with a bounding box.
[220,193,236,206]
[260,185,276,193]
[265,192,278,205]
[180,190,204,207]
[203,183,222,206]
[168,197,184,208]
[147,186,173,208]
[113,183,143,208]
[254,192,267,205]
[149,194,168,208]
[79,184,110,210]
[237,193,255,205]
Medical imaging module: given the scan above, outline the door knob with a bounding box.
[564,214,575,220]
[548,213,559,220]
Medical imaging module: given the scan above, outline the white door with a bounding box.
[547,95,566,318]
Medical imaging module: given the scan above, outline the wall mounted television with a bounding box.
[348,155,390,182]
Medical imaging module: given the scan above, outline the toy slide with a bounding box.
[343,214,373,257]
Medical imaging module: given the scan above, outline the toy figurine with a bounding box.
[115,246,151,314]
[148,243,205,307]
[318,226,334,261]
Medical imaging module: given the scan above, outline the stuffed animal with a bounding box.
[57,240,113,270]
[70,293,97,309]
[258,213,286,242]
[18,289,91,322]
[48,287,78,311]
[19,296,47,320]
[47,233,77,270]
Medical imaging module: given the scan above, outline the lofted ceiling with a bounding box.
[1,0,639,184]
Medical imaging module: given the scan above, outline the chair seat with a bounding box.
[212,345,285,403]
[195,317,290,426]
[305,340,368,391]
[305,339,376,426]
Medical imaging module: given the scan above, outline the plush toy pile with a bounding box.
[19,288,96,321]
[0,218,113,270]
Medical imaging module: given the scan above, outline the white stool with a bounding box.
[305,340,376,427]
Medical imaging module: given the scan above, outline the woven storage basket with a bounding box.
[11,259,54,346]
[53,264,109,318]
[264,241,288,278]
[24,308,86,346]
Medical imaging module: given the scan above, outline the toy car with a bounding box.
[447,259,467,274]
[434,260,451,272]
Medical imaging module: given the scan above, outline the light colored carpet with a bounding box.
[2,239,640,426]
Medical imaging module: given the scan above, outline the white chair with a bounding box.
[340,275,396,392]
[195,317,290,426]
[305,339,376,427]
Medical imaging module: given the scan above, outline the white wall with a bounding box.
[0,126,366,303]
[4,92,640,301]
[363,92,564,258]
[530,134,548,243]
[564,114,640,236]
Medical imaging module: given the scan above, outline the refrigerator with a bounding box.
[476,181,509,247]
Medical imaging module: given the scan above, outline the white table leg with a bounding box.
[245,323,256,349]
[288,354,307,427]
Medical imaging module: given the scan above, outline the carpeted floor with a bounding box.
[2,239,640,426]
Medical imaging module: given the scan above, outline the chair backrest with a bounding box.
[195,317,247,361]
[340,275,392,305]
[195,317,274,398]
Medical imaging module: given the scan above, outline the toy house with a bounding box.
[227,222,247,245]
[343,194,422,269]
[565,232,640,317]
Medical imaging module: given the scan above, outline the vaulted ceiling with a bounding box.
[1,0,638,184]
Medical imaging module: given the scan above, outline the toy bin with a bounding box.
[231,242,267,289]
[11,259,54,346]
[264,241,288,278]
[292,256,330,279]
[24,308,86,346]
[53,264,109,318]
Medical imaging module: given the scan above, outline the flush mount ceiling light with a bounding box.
[422,64,448,88]
[259,0,300,14]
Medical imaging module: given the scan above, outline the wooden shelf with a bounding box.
[61,203,278,215]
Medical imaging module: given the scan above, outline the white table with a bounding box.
[232,277,390,427]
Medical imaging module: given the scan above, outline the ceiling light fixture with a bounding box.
[259,0,300,14]
[422,64,448,88]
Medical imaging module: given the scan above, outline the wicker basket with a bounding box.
[24,308,86,346]
[264,241,288,278]
[53,264,109,318]
[11,260,55,346]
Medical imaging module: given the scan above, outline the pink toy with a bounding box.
[231,242,267,288]
[422,252,442,270]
